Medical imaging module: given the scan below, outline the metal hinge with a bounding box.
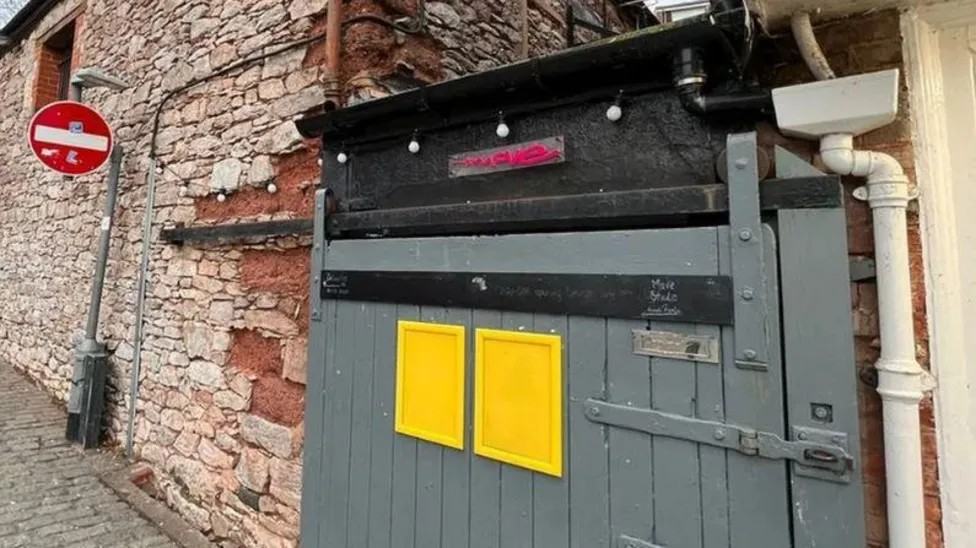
[585,399,854,483]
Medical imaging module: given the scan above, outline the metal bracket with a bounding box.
[585,399,854,483]
[727,132,769,369]
[617,535,664,548]
[310,189,329,322]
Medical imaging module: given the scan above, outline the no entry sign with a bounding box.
[28,101,113,176]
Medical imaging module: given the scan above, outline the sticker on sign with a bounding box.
[28,101,113,176]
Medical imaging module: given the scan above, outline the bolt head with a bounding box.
[738,229,752,241]
[741,288,754,300]
[735,158,748,169]
[713,429,726,440]
[743,349,757,360]
[798,432,808,441]
[588,406,600,417]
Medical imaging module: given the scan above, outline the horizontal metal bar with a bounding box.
[584,399,854,478]
[321,270,734,324]
[161,219,313,244]
[328,178,842,238]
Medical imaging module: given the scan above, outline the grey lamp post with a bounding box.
[65,67,129,448]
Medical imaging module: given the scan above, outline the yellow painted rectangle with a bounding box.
[395,321,466,450]
[474,329,563,477]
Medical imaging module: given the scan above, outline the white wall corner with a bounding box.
[901,7,975,547]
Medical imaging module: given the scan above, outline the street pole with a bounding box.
[66,145,123,443]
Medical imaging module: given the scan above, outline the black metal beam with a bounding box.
[327,177,843,238]
[321,270,734,325]
[161,219,313,245]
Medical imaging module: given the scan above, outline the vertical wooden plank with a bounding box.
[499,311,534,548]
[568,316,610,548]
[414,307,447,548]
[347,304,377,546]
[469,309,502,548]
[778,209,865,546]
[532,313,570,548]
[301,298,334,548]
[390,304,420,548]
[441,307,472,548]
[367,303,397,548]
[322,301,360,548]
[718,226,792,548]
[650,320,703,548]
[694,323,730,548]
[607,318,654,545]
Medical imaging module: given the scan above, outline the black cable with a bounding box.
[149,0,428,157]
[149,30,329,157]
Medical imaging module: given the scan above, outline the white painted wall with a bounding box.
[903,5,976,545]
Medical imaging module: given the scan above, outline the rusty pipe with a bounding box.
[324,0,343,108]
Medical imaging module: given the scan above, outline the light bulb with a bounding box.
[496,121,510,138]
[317,158,323,166]
[337,152,348,164]
[408,139,420,154]
[606,104,623,122]
[178,185,189,197]
[216,192,227,203]
[267,183,277,194]
[155,167,163,175]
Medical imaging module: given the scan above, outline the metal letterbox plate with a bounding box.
[631,329,719,364]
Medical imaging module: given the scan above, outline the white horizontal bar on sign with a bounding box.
[33,125,109,152]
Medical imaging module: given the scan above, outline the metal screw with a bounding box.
[742,349,757,360]
[738,229,752,241]
[741,288,754,301]
[813,407,829,420]
[734,158,748,170]
[589,406,600,417]
[713,429,726,440]
[798,432,808,441]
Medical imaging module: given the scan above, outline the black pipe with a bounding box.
[672,47,771,115]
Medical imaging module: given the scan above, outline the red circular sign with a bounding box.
[28,100,113,176]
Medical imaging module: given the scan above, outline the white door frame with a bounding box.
[901,4,976,546]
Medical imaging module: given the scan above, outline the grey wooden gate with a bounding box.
[301,134,865,548]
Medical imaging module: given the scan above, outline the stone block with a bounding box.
[188,360,226,389]
[269,458,302,509]
[236,447,270,492]
[281,337,307,385]
[211,158,243,191]
[240,413,297,459]
[199,437,234,469]
[244,310,300,337]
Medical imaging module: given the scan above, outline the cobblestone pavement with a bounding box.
[0,363,178,548]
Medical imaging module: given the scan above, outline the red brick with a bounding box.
[250,375,305,427]
[228,330,283,376]
[239,248,310,297]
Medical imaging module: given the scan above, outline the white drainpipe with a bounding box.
[820,133,929,548]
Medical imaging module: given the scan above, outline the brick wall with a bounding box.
[757,10,941,547]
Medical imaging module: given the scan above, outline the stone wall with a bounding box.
[0,0,627,546]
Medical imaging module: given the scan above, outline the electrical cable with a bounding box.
[149,0,428,157]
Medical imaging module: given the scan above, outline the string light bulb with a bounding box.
[606,91,624,122]
[337,151,348,164]
[408,131,420,154]
[178,184,189,197]
[496,112,510,138]
[266,182,277,194]
[216,190,227,203]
